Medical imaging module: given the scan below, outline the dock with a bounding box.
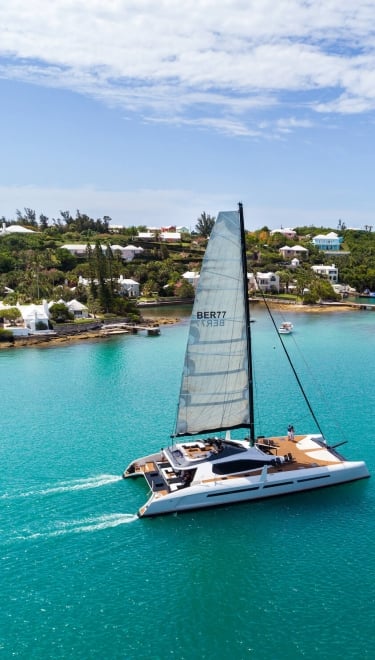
[101,322,160,336]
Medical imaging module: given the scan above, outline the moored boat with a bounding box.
[278,321,293,334]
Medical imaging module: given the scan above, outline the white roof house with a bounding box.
[0,300,51,333]
[67,299,89,318]
[270,227,296,239]
[137,231,155,240]
[311,264,338,283]
[48,298,90,319]
[17,301,51,331]
[121,245,144,261]
[160,231,181,242]
[1,223,36,235]
[257,272,280,292]
[61,243,144,261]
[77,275,140,297]
[61,243,92,256]
[182,271,200,288]
[279,245,309,259]
[312,232,343,251]
[117,276,140,297]
[248,272,280,292]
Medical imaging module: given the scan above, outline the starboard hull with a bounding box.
[124,438,370,518]
[139,465,368,517]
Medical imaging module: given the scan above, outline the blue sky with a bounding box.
[1,1,375,230]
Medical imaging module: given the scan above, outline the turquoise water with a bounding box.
[1,309,375,659]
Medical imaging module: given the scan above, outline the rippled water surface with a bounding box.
[1,308,375,659]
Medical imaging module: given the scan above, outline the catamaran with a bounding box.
[124,204,369,517]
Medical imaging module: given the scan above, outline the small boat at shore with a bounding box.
[124,204,369,518]
[278,321,293,334]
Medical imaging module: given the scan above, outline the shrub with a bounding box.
[0,328,14,343]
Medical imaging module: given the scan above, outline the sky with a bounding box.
[1,0,375,231]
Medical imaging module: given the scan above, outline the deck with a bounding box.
[126,435,344,494]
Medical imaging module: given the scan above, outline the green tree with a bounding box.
[86,295,102,318]
[176,280,195,298]
[195,212,215,237]
[0,307,22,323]
[49,302,74,323]
[94,242,112,312]
[277,270,294,293]
[39,213,49,230]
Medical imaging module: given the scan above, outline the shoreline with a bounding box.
[0,302,370,350]
[263,302,358,313]
[0,317,179,350]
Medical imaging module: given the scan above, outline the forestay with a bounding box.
[175,210,251,436]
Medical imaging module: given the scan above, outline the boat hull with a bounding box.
[125,453,369,517]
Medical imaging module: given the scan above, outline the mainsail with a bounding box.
[175,209,252,436]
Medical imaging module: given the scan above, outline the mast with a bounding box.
[239,203,255,442]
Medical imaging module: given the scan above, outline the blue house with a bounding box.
[312,232,343,251]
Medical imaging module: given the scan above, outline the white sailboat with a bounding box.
[124,205,369,517]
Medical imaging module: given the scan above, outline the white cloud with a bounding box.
[1,1,375,136]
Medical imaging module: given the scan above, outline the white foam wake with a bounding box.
[2,474,123,499]
[12,513,138,541]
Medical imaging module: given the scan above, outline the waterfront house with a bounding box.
[67,299,90,318]
[18,301,51,332]
[311,264,338,283]
[117,276,140,297]
[0,300,52,334]
[248,272,280,293]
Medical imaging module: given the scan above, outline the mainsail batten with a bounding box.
[175,210,251,437]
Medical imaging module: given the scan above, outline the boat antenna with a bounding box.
[261,295,326,438]
[239,202,255,442]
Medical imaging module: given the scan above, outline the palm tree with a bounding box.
[195,212,215,238]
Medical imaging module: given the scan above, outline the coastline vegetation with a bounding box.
[1,208,375,319]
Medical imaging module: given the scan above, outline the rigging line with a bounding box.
[239,202,255,441]
[275,314,349,442]
[260,292,326,439]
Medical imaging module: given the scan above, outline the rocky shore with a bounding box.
[1,301,369,350]
[0,316,179,350]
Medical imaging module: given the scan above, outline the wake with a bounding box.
[10,513,138,542]
[1,474,123,499]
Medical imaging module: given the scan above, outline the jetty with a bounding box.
[101,322,160,336]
